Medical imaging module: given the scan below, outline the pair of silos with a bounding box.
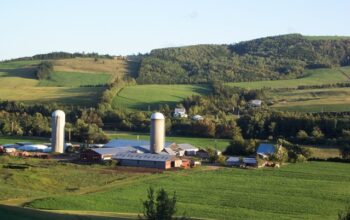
[51,110,165,154]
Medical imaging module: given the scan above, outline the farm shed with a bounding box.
[226,157,241,167]
[173,108,188,118]
[242,157,257,167]
[257,143,277,158]
[80,148,130,162]
[113,153,181,170]
[177,143,199,156]
[196,149,210,159]
[248,99,262,107]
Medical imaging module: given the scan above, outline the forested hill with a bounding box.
[137,34,350,84]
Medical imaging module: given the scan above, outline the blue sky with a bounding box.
[0,0,349,60]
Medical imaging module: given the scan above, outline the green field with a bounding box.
[38,71,111,87]
[269,87,350,112]
[0,136,49,145]
[112,84,211,111]
[227,67,350,89]
[107,131,230,151]
[27,162,350,220]
[0,58,131,106]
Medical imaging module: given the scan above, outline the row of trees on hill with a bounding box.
[137,34,350,84]
[7,52,114,62]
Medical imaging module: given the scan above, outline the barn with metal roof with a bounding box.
[113,153,181,169]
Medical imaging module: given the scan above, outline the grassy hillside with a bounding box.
[112,84,211,111]
[227,67,350,89]
[28,162,350,220]
[0,58,133,106]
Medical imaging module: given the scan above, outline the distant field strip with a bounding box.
[112,84,211,111]
[28,162,350,220]
[270,87,350,112]
[227,67,350,89]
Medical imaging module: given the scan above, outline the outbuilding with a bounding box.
[226,157,241,167]
[242,157,257,167]
[113,153,180,170]
[177,143,199,156]
[257,143,277,158]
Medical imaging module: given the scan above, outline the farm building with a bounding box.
[226,157,241,167]
[113,153,181,170]
[196,149,210,160]
[104,139,198,157]
[242,157,257,167]
[177,143,198,156]
[248,99,262,107]
[192,115,204,121]
[173,108,188,118]
[80,147,144,162]
[257,143,278,158]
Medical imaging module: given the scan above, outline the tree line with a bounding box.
[136,34,350,84]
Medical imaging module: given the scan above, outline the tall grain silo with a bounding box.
[150,112,165,154]
[51,110,65,153]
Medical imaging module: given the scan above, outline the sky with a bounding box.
[0,0,349,60]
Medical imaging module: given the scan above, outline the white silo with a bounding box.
[150,112,165,154]
[51,110,65,153]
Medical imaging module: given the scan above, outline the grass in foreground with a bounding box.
[227,67,350,89]
[112,84,211,111]
[28,162,350,220]
[0,156,144,202]
[0,205,132,220]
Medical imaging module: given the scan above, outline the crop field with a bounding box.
[227,67,350,89]
[112,84,211,111]
[26,162,350,220]
[0,58,133,106]
[269,87,350,112]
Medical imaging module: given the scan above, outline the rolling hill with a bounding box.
[137,34,350,84]
[0,57,134,106]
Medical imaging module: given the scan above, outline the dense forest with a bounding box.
[137,34,350,84]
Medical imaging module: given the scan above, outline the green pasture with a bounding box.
[112,84,211,111]
[227,67,350,89]
[38,71,111,87]
[28,162,350,220]
[270,87,350,112]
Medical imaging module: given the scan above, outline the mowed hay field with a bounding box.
[112,84,211,111]
[227,67,350,89]
[0,58,132,106]
[269,87,350,112]
[28,162,350,220]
